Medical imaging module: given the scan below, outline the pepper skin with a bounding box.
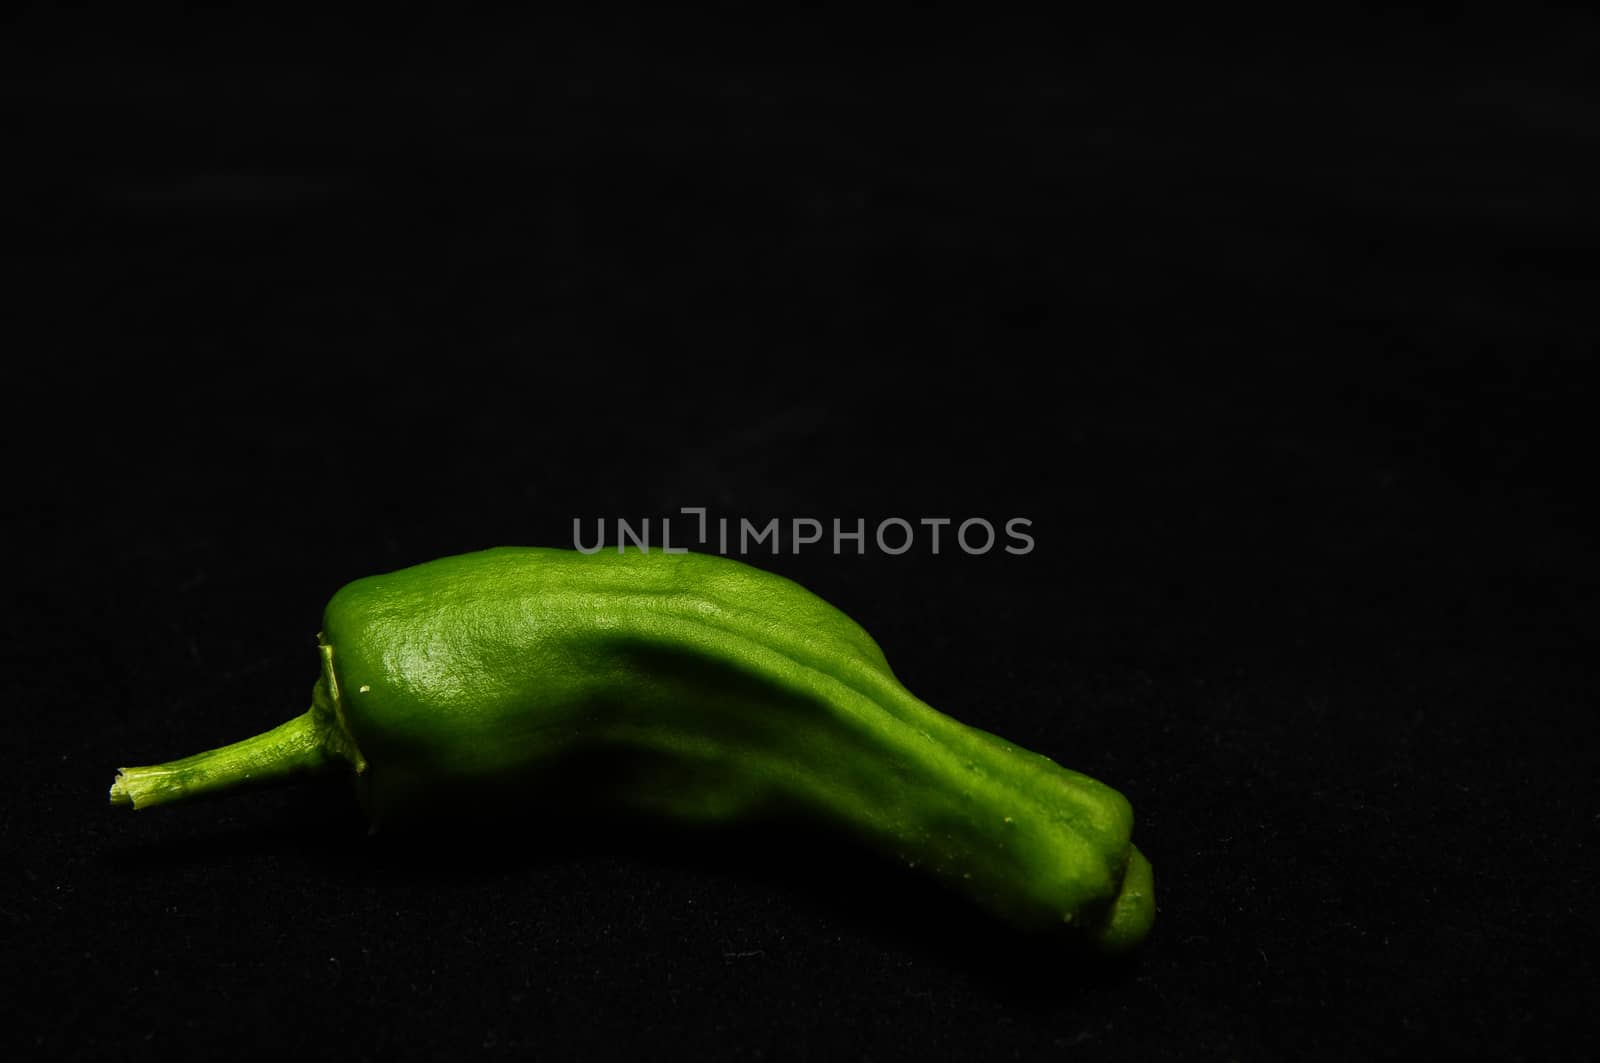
[109,547,1155,953]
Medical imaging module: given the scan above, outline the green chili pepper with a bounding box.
[109,547,1154,953]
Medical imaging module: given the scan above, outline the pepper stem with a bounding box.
[109,709,339,810]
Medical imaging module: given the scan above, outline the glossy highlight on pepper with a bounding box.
[109,546,1155,953]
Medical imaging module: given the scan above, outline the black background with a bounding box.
[5,9,1596,1060]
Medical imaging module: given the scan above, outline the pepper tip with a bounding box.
[1088,844,1155,955]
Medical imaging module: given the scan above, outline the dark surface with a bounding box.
[4,11,1596,1060]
